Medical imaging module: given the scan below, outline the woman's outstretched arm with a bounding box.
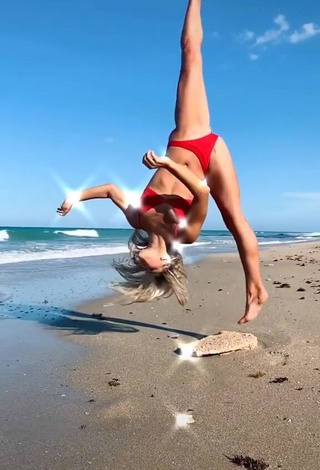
[57,184,139,226]
[57,184,127,214]
[79,184,128,210]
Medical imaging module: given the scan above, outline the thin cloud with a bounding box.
[239,30,255,42]
[255,15,289,46]
[289,23,320,43]
[210,31,221,39]
[104,137,114,144]
[283,192,320,200]
[239,15,320,59]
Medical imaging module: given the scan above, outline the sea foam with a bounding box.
[0,230,9,241]
[0,245,128,265]
[54,229,99,238]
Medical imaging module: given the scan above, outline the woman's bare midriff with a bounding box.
[147,146,204,199]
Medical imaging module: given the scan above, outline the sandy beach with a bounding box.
[2,241,320,469]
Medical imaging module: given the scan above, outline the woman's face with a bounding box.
[138,248,171,274]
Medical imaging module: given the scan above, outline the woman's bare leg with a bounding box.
[207,138,268,324]
[171,0,211,138]
[174,0,268,324]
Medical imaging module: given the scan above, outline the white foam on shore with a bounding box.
[297,232,320,239]
[0,230,9,241]
[210,239,235,245]
[259,239,308,246]
[54,229,99,238]
[191,241,211,247]
[0,245,128,265]
[305,232,320,237]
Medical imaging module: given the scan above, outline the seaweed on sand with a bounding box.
[226,454,269,469]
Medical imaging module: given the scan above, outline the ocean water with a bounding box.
[1,226,319,309]
[1,226,320,266]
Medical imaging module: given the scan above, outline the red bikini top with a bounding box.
[138,186,193,230]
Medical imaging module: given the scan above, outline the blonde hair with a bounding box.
[112,230,188,305]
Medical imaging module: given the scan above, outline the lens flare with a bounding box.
[159,147,167,157]
[174,412,195,428]
[124,190,142,209]
[166,339,205,379]
[179,218,187,229]
[66,190,82,208]
[50,170,95,224]
[178,341,198,361]
[172,241,183,254]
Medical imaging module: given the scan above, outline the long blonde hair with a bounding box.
[112,230,188,305]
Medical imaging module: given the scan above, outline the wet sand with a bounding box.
[2,242,320,469]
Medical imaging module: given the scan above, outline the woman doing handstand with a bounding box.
[58,0,268,324]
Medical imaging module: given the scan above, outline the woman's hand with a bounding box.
[142,151,171,170]
[57,199,73,216]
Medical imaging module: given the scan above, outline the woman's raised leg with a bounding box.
[207,138,268,324]
[174,0,268,325]
[171,0,211,139]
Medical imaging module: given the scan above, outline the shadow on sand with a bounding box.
[0,300,205,340]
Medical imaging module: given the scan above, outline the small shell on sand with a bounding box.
[193,331,258,357]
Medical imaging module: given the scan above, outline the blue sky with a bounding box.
[1,0,319,231]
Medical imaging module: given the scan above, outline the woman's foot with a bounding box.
[238,286,268,325]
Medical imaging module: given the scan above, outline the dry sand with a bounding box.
[61,241,320,470]
[2,242,320,470]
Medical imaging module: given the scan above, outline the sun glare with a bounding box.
[172,241,184,254]
[179,218,187,229]
[66,190,82,208]
[178,341,198,361]
[124,190,142,209]
[159,147,167,157]
[174,412,195,428]
[50,171,95,223]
